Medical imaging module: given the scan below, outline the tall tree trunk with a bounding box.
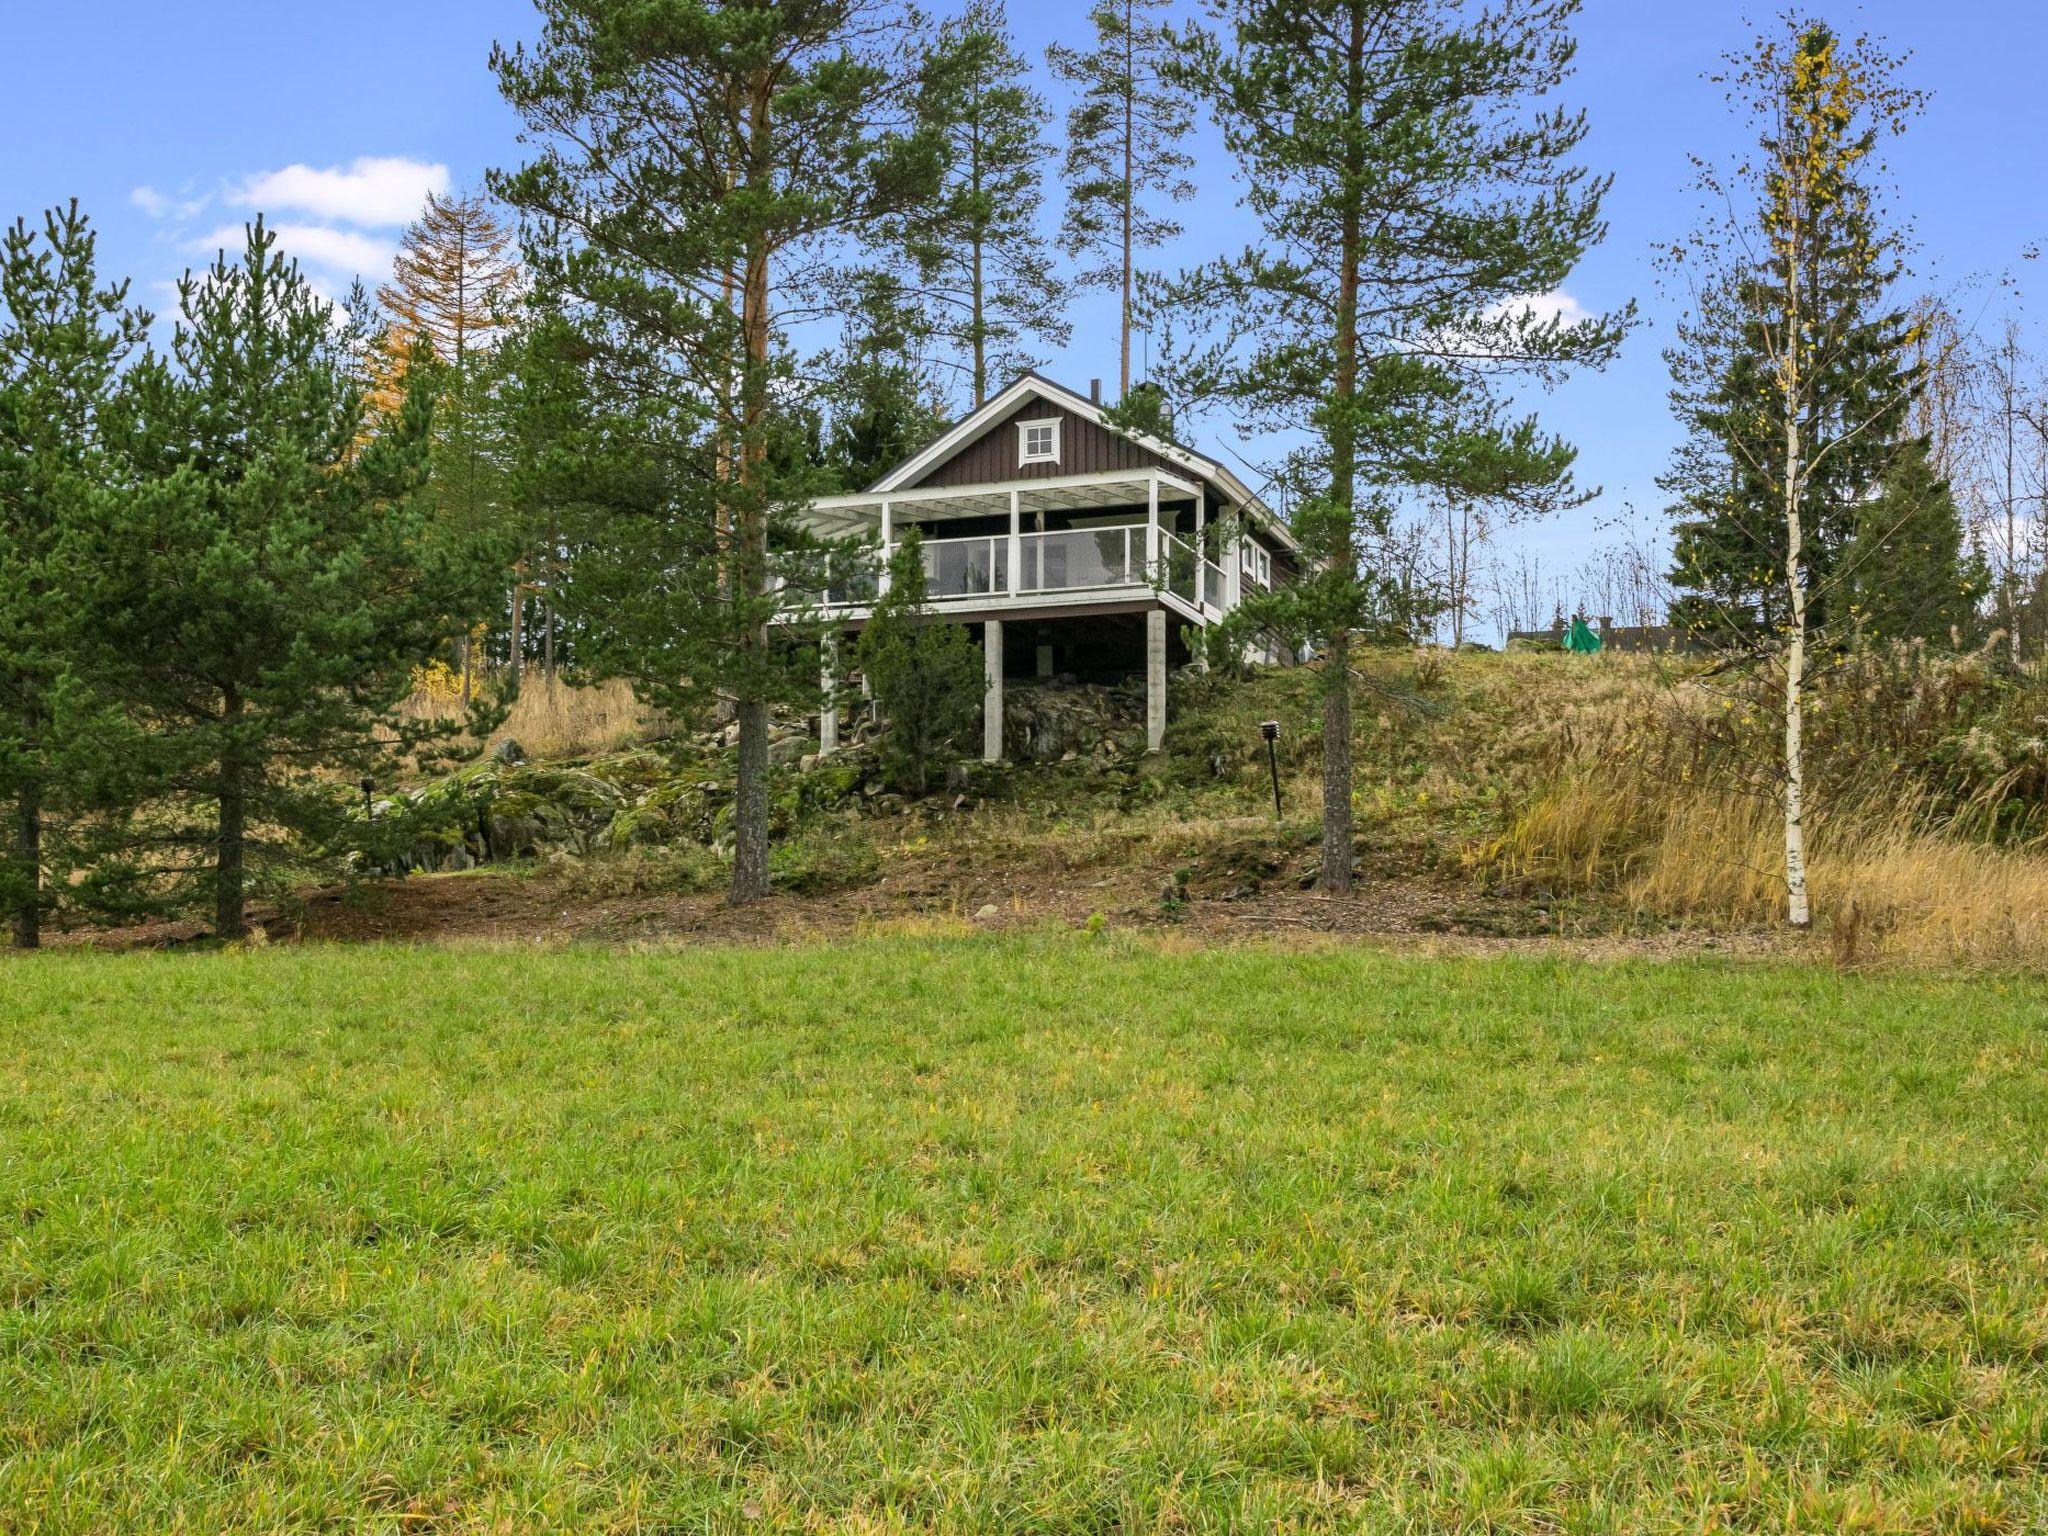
[12,774,40,951]
[729,81,777,906]
[2006,338,2023,664]
[971,233,986,408]
[1119,1,1135,397]
[1780,216,1812,931]
[216,691,248,940]
[1320,627,1355,892]
[508,580,524,680]
[1318,6,1366,897]
[1783,441,1811,930]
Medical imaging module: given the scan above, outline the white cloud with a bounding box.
[131,184,210,221]
[231,156,448,229]
[191,222,395,282]
[1486,290,1594,330]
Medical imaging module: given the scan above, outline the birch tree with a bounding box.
[1662,19,1926,928]
[1047,0,1195,398]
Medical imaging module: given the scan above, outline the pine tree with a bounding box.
[0,204,147,948]
[78,222,503,938]
[491,0,943,904]
[1047,0,1195,397]
[856,531,986,794]
[1160,0,1625,893]
[1842,437,1987,643]
[902,0,1068,408]
[822,274,950,492]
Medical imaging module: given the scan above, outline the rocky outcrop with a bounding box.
[1001,681,1145,764]
[363,683,1147,875]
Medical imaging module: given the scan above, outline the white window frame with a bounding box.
[1240,540,1272,588]
[1017,417,1062,466]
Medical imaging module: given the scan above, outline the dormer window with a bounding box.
[1018,418,1061,466]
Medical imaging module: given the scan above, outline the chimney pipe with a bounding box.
[1089,377,1102,405]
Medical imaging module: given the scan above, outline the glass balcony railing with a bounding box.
[1016,525,1142,593]
[820,525,1233,610]
[923,535,1009,598]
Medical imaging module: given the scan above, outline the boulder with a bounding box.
[1002,681,1143,764]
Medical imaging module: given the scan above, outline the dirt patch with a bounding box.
[47,821,1796,963]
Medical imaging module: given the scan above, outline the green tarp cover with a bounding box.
[1564,617,1602,653]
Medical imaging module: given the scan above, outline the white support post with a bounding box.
[1007,489,1022,596]
[983,620,1005,763]
[1145,473,1161,578]
[1145,608,1167,753]
[1227,512,1244,612]
[818,631,840,759]
[878,499,893,595]
[1195,495,1208,614]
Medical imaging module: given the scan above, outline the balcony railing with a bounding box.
[1018,525,1141,593]
[824,526,1233,614]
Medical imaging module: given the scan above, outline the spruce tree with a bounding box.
[905,0,1068,407]
[856,531,985,794]
[1047,0,1196,397]
[1161,0,1625,893]
[0,204,146,948]
[1662,178,1919,646]
[1842,437,1987,643]
[491,0,943,904]
[78,222,502,938]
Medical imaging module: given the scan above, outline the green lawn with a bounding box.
[2,938,2045,1533]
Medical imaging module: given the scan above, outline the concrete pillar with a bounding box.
[1145,608,1167,753]
[818,632,840,758]
[983,619,1005,763]
[1036,642,1054,679]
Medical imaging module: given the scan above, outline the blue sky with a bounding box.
[7,1,2044,629]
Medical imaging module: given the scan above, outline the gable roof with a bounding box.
[870,374,1298,550]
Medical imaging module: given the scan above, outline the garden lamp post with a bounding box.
[1260,721,1283,822]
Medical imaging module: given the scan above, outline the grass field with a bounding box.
[3,937,2046,1533]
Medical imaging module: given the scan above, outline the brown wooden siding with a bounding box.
[909,398,1182,488]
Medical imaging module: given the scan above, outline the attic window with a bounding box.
[1018,418,1061,466]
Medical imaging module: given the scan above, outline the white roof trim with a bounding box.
[814,466,1202,512]
[867,375,1300,554]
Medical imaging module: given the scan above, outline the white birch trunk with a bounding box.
[1781,307,1812,930]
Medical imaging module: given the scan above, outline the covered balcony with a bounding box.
[805,468,1239,625]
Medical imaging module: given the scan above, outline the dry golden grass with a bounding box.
[1502,761,2048,969]
[395,674,654,760]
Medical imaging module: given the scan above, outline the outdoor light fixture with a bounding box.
[1260,721,1283,822]
[360,775,375,820]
